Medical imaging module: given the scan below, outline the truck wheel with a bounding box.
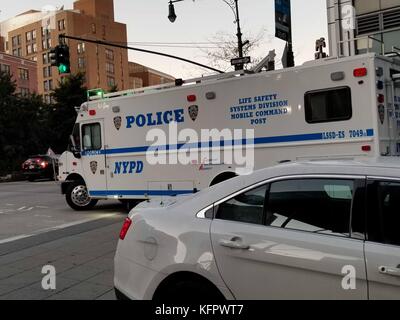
[66,181,98,211]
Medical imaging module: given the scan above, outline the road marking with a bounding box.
[0,213,119,245]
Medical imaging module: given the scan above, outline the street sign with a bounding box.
[231,56,251,66]
[275,0,292,42]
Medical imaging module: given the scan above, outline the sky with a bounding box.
[0,0,328,79]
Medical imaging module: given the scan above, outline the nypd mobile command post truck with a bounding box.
[58,52,400,210]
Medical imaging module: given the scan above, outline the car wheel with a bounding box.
[66,181,98,211]
[27,177,35,182]
[157,279,225,302]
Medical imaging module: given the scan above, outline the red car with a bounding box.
[21,155,58,182]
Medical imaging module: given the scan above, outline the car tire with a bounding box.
[27,176,35,182]
[157,279,225,302]
[65,180,98,211]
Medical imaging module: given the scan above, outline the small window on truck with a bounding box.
[304,86,352,124]
[81,123,102,151]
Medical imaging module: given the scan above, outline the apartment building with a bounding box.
[327,0,400,57]
[0,52,37,96]
[128,62,175,89]
[0,0,129,101]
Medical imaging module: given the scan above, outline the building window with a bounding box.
[77,42,85,54]
[19,68,29,80]
[105,49,114,60]
[20,88,30,97]
[32,30,37,40]
[102,25,106,37]
[12,36,18,47]
[33,43,37,53]
[17,35,21,46]
[17,48,22,57]
[107,76,115,87]
[0,64,11,74]
[44,80,50,92]
[43,53,49,64]
[43,66,52,78]
[106,62,115,74]
[41,27,50,37]
[91,23,96,34]
[26,31,31,42]
[78,57,86,69]
[44,94,51,104]
[58,19,66,31]
[42,40,48,50]
[12,49,18,56]
[26,44,32,55]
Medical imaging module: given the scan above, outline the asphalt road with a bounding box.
[0,180,124,243]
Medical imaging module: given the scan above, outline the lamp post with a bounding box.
[168,0,247,70]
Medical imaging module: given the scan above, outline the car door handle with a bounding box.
[379,265,400,277]
[219,238,250,250]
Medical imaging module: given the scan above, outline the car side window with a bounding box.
[215,185,268,225]
[265,179,354,237]
[81,123,102,151]
[367,180,400,246]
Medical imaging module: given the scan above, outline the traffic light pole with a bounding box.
[58,34,224,74]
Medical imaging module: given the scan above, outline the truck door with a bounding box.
[80,120,107,197]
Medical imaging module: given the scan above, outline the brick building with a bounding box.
[0,0,129,101]
[128,62,175,89]
[0,52,37,95]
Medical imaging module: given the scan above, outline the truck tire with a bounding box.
[66,181,98,211]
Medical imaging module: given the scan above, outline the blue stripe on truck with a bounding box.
[81,129,375,157]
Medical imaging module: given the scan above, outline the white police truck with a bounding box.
[58,52,400,210]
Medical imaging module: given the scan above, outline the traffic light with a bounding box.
[49,44,70,74]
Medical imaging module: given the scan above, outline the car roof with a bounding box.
[180,157,400,210]
[247,157,400,182]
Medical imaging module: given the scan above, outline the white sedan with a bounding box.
[114,159,400,300]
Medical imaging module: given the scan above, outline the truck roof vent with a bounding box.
[383,8,400,30]
[357,13,380,35]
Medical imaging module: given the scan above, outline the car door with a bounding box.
[210,176,368,300]
[365,179,400,300]
[80,120,107,195]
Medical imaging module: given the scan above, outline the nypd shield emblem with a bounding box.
[113,116,122,130]
[90,161,98,174]
[378,105,385,124]
[188,105,199,122]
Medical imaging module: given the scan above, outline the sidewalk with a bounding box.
[0,216,124,300]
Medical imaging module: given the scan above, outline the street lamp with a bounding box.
[168,0,247,70]
[168,0,184,23]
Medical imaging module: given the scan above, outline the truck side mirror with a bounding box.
[69,135,81,159]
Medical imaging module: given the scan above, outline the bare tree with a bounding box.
[201,29,270,72]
